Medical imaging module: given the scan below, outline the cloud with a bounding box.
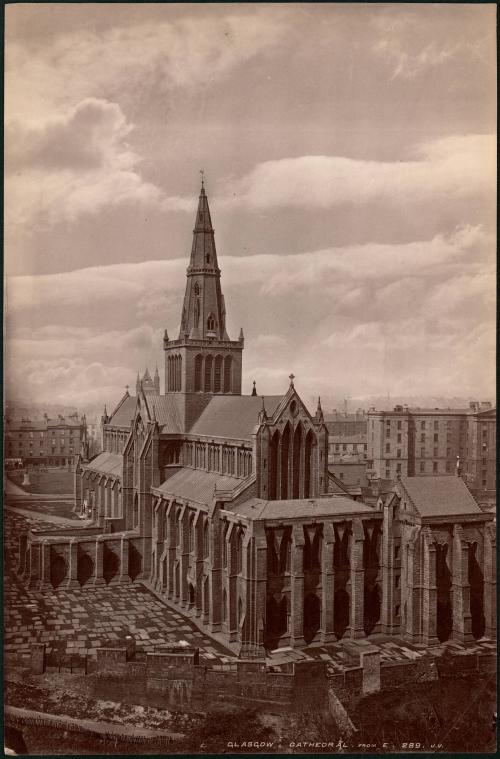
[7,225,491,321]
[370,7,494,80]
[5,223,495,406]
[4,356,137,408]
[375,38,458,80]
[5,98,168,229]
[6,8,288,124]
[220,134,495,211]
[5,7,288,231]
[253,334,287,350]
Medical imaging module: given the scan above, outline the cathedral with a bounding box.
[18,182,496,655]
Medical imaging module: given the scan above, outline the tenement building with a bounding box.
[17,183,496,654]
[5,412,88,468]
[367,403,496,493]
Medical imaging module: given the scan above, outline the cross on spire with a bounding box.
[200,168,205,189]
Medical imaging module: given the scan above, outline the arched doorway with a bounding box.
[303,593,321,644]
[188,583,195,605]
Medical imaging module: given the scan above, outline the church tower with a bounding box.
[164,178,244,395]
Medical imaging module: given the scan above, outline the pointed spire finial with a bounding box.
[289,373,295,388]
[200,168,205,190]
[125,385,129,394]
[252,380,257,397]
[315,395,324,424]
[258,395,268,423]
[239,327,244,342]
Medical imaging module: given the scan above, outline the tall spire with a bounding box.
[163,176,244,399]
[178,178,229,341]
[189,179,217,271]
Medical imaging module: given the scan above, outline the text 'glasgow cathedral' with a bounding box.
[19,182,496,654]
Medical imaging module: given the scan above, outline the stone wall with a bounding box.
[32,641,497,717]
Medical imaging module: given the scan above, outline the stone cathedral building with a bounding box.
[19,183,496,654]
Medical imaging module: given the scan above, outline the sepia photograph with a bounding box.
[4,2,497,754]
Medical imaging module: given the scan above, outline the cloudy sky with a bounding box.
[5,3,496,413]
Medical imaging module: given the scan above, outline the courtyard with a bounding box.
[4,510,232,665]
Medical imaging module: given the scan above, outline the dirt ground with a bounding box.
[5,669,496,754]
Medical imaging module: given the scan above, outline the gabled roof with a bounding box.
[154,467,242,505]
[189,395,282,440]
[108,395,137,428]
[147,395,183,433]
[327,471,351,495]
[84,452,123,477]
[232,496,377,521]
[398,475,482,517]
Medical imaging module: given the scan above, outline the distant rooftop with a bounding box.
[368,401,495,416]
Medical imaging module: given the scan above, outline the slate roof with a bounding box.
[232,496,375,521]
[146,395,183,433]
[85,452,123,477]
[189,395,283,440]
[399,476,482,517]
[155,467,242,505]
[108,396,137,428]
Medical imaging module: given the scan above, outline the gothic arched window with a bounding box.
[188,513,195,552]
[207,314,216,332]
[194,282,200,296]
[214,355,223,393]
[224,355,232,393]
[204,355,213,392]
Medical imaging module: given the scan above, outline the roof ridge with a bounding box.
[398,476,421,516]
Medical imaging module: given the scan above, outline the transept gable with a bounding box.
[259,381,323,438]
